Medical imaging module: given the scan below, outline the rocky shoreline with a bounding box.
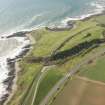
[45,11,105,32]
[0,60,15,105]
[0,32,31,105]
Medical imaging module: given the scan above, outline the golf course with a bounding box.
[7,14,105,105]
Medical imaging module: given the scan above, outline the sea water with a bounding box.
[0,0,105,35]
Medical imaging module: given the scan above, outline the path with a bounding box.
[77,76,105,86]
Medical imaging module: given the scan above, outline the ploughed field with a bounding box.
[7,14,105,105]
[51,76,105,105]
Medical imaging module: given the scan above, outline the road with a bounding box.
[39,48,105,105]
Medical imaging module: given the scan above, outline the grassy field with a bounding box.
[51,76,105,105]
[7,14,105,105]
[79,55,105,82]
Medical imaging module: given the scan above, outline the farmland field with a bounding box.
[51,76,105,105]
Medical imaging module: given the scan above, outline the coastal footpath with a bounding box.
[5,13,105,105]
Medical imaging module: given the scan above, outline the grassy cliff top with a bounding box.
[7,14,105,105]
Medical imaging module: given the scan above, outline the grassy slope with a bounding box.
[8,14,105,105]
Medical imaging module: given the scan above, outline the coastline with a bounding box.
[0,32,31,105]
[62,10,105,24]
[45,10,105,32]
[3,32,36,105]
[1,10,105,105]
